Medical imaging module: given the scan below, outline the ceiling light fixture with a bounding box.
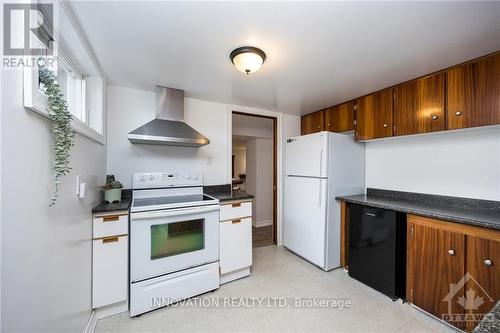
[230,46,266,75]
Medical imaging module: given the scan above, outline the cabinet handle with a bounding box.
[484,259,492,266]
[431,114,439,120]
[327,123,331,127]
[383,123,388,128]
[102,237,119,244]
[103,215,120,222]
[317,125,321,129]
[455,111,462,116]
[448,249,455,256]
[232,219,241,224]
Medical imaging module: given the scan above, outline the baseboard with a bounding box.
[252,219,272,227]
[220,267,251,284]
[95,301,128,319]
[83,310,97,333]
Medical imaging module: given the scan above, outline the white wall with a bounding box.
[232,145,247,182]
[1,70,106,332]
[365,127,500,200]
[107,85,230,186]
[246,138,274,227]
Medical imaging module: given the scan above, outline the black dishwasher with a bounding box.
[349,204,406,300]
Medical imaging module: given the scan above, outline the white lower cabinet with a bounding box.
[92,211,129,315]
[219,200,253,284]
[92,235,128,308]
[220,218,252,273]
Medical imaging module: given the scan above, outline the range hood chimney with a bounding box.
[127,86,210,147]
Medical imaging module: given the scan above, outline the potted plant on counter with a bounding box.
[103,175,123,203]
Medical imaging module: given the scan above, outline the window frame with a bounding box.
[23,1,105,145]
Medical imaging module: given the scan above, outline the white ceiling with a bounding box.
[69,1,500,116]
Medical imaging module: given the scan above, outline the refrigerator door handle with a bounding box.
[318,178,321,207]
[319,149,323,177]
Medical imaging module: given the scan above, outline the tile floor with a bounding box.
[95,246,458,333]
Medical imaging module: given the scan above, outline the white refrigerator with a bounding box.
[284,131,365,271]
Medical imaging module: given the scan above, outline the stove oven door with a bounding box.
[130,204,219,282]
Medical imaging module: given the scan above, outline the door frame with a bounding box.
[229,106,281,245]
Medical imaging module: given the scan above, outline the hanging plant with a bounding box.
[39,67,76,206]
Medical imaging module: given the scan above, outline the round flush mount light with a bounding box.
[230,46,266,75]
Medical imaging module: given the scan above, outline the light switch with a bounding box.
[79,183,86,199]
[76,175,81,195]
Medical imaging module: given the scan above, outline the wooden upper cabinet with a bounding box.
[325,101,354,133]
[447,52,500,130]
[394,73,445,136]
[355,89,393,140]
[465,236,500,331]
[301,110,324,135]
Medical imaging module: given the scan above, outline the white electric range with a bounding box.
[130,172,220,317]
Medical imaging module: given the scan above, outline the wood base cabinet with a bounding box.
[407,215,500,331]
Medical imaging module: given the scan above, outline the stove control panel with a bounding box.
[132,172,203,189]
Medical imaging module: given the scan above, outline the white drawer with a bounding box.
[93,213,128,238]
[220,201,252,221]
[92,235,128,309]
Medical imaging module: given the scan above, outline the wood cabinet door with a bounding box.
[355,89,393,140]
[301,110,324,135]
[447,52,500,130]
[325,102,354,132]
[301,114,312,135]
[409,223,465,328]
[394,73,445,136]
[465,236,500,331]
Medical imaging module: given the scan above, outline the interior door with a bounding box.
[410,223,465,329]
[284,176,327,267]
[285,133,328,177]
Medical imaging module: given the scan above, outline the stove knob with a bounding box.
[185,174,191,180]
[149,174,154,181]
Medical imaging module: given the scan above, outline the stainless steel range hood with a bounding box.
[128,86,210,147]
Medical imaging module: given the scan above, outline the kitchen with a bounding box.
[1,1,499,333]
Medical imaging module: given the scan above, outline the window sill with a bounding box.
[71,117,105,145]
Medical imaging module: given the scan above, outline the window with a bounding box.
[25,2,105,144]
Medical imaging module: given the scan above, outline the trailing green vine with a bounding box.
[39,67,76,206]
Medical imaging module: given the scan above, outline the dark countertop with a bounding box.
[92,190,132,214]
[210,191,255,202]
[473,301,500,333]
[204,184,254,203]
[336,188,500,231]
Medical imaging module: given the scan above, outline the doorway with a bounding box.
[232,111,278,247]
